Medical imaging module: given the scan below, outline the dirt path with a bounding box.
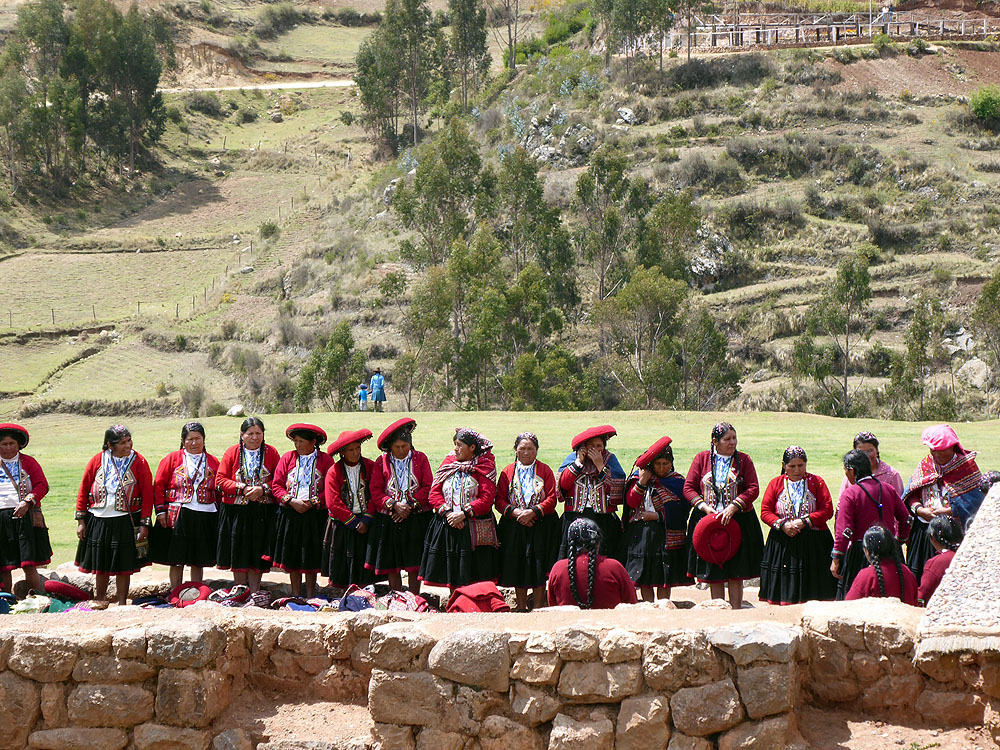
[160,79,355,93]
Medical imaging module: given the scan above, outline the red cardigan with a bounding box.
[832,477,911,557]
[271,450,334,507]
[683,450,759,511]
[495,461,557,518]
[325,456,376,528]
[428,455,497,516]
[759,474,833,531]
[2,453,48,507]
[368,450,433,513]
[153,450,220,514]
[547,555,638,609]
[216,444,281,505]
[76,452,154,519]
[845,560,919,606]
[918,549,955,606]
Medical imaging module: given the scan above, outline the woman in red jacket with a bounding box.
[270,423,333,598]
[759,446,837,605]
[323,429,377,589]
[918,515,963,606]
[419,428,498,588]
[366,418,434,593]
[495,432,560,611]
[0,423,51,595]
[845,525,918,605]
[75,425,153,604]
[683,422,763,609]
[548,517,637,609]
[216,417,281,593]
[151,422,221,589]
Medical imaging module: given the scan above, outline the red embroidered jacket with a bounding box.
[683,451,759,512]
[0,453,48,507]
[325,456,376,528]
[76,451,154,519]
[495,461,557,518]
[368,450,433,513]
[271,450,334,507]
[153,451,221,514]
[216,444,281,505]
[428,453,497,516]
[759,474,833,531]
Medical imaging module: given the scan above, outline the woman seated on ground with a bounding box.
[623,436,691,603]
[845,525,918,606]
[832,449,911,600]
[548,518,637,610]
[759,446,837,605]
[495,432,560,612]
[918,515,963,606]
[902,424,984,584]
[838,431,904,499]
[75,425,153,605]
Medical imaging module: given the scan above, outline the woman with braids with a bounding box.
[419,429,498,589]
[270,424,334,598]
[902,424,984,583]
[151,422,221,589]
[367,418,434,593]
[495,432,560,611]
[324,429,378,589]
[216,418,281,593]
[682,422,763,609]
[838,431,904,499]
[558,426,627,561]
[547,518,637,609]
[845,525,918,605]
[832,449,911,599]
[0,424,50,595]
[75,425,153,604]
[623,436,691,603]
[917,515,963,606]
[759,446,837,605]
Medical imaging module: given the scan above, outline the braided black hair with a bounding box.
[709,423,737,508]
[843,449,873,481]
[566,518,602,609]
[928,515,963,552]
[239,417,266,483]
[862,525,906,601]
[102,425,131,451]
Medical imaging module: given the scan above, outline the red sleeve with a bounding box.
[625,476,644,509]
[833,488,855,557]
[547,560,568,606]
[495,465,513,515]
[428,474,445,510]
[132,453,155,519]
[808,474,834,528]
[325,461,351,522]
[616,562,638,604]
[683,453,708,506]
[21,454,48,505]
[315,452,334,508]
[559,462,580,497]
[271,452,293,504]
[369,455,388,513]
[889,485,912,542]
[153,452,179,514]
[845,568,874,600]
[206,453,221,505]
[759,476,782,528]
[537,462,557,516]
[77,454,102,514]
[470,471,497,516]
[736,453,759,510]
[412,452,432,508]
[263,446,280,503]
[216,446,241,501]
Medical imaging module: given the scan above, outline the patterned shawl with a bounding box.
[904,450,985,525]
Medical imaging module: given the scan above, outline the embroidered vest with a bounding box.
[234,449,272,505]
[90,455,137,512]
[167,456,214,505]
[286,455,320,505]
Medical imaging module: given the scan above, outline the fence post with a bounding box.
[93,304,96,321]
[137,301,141,315]
[176,303,180,319]
[51,308,54,325]
[9,311,12,327]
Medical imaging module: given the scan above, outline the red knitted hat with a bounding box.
[636,436,673,470]
[285,423,328,445]
[571,425,617,451]
[328,429,373,456]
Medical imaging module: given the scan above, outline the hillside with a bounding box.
[2,0,1000,420]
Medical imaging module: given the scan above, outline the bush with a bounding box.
[256,3,302,38]
[717,198,804,242]
[259,221,280,239]
[866,217,920,249]
[671,153,745,195]
[166,106,183,123]
[667,53,774,90]
[185,92,223,117]
[180,384,205,416]
[340,111,355,126]
[907,37,929,56]
[872,33,893,55]
[970,85,1000,125]
[864,342,892,376]
[236,107,257,123]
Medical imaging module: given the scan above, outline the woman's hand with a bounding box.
[515,509,536,527]
[915,506,934,522]
[136,526,149,542]
[77,521,87,540]
[575,449,587,465]
[244,486,264,503]
[290,499,310,514]
[587,446,605,472]
[783,519,804,537]
[393,502,412,520]
[446,510,466,529]
[357,522,368,534]
[641,510,659,522]
[932,506,953,517]
[830,558,841,579]
[718,503,738,526]
[156,512,167,527]
[12,500,30,519]
[638,468,654,486]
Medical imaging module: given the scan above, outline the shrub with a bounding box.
[716,198,804,242]
[259,221,280,239]
[671,153,745,195]
[175,334,188,351]
[667,53,774,90]
[256,3,301,38]
[866,217,920,249]
[970,85,1000,125]
[185,92,223,117]
[865,342,892,376]
[872,33,893,55]
[180,384,205,416]
[907,37,929,56]
[166,106,183,123]
[237,107,257,123]
[340,111,355,126]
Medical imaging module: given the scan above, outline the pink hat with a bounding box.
[921,424,963,453]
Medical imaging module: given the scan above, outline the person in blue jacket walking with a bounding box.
[369,369,386,412]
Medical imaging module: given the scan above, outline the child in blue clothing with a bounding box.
[358,384,369,411]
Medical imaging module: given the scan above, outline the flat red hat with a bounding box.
[285,423,328,445]
[43,579,91,602]
[0,423,29,448]
[636,436,673,470]
[692,513,742,566]
[169,582,213,608]
[571,425,617,451]
[378,417,416,452]
[328,429,373,456]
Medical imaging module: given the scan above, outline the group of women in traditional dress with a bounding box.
[0,418,991,611]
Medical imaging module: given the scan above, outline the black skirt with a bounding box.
[75,512,149,575]
[558,510,624,562]
[216,502,276,573]
[269,505,325,574]
[497,513,561,588]
[905,518,934,582]
[759,526,837,605]
[624,520,692,588]
[835,540,867,600]
[686,507,765,582]
[323,518,377,588]
[0,507,52,571]
[366,511,432,574]
[419,514,498,588]
[149,506,219,567]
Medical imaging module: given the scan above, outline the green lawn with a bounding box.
[21,410,1000,566]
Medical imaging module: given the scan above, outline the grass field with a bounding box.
[260,25,369,67]
[0,341,91,395]
[20,410,1000,566]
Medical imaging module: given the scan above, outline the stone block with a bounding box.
[369,623,435,672]
[981,660,1000,699]
[851,653,882,683]
[915,690,985,726]
[133,723,212,750]
[863,621,914,656]
[415,728,467,750]
[428,629,510,692]
[0,634,12,670]
[325,622,355,660]
[670,678,745,736]
[548,713,613,750]
[213,729,252,750]
[8,634,79,682]
[807,634,857,703]
[277,626,327,656]
[616,695,670,750]
[351,640,374,678]
[112,627,147,660]
[368,669,459,730]
[509,634,528,659]
[860,673,923,713]
[480,715,543,750]
[643,631,726,692]
[524,633,557,654]
[552,629,600,661]
[599,629,643,664]
[67,684,154,727]
[72,655,156,683]
[371,723,415,750]
[511,683,561,726]
[456,684,507,727]
[717,714,790,750]
[28,728,127,750]
[557,661,642,703]
[511,653,561,685]
[736,663,792,719]
[294,654,332,676]
[349,610,404,636]
[40,683,67,728]
[78,630,113,654]
[155,669,229,728]
[666,735,713,750]
[248,621,281,669]
[825,617,867,651]
[311,662,368,702]
[707,623,801,666]
[0,670,41,748]
[147,620,226,669]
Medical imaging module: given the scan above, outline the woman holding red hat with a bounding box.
[0,423,51,595]
[75,425,154,604]
[758,446,836,605]
[324,429,378,589]
[558,425,626,561]
[624,436,691,603]
[683,422,763,609]
[420,428,499,588]
[151,422,221,589]
[495,432,560,611]
[270,424,333,598]
[367,418,434,593]
[216,418,281,593]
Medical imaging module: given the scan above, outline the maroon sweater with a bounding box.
[845,560,919,606]
[547,555,638,609]
[918,549,955,605]
[682,450,759,511]
[833,477,911,557]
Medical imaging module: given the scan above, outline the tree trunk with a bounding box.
[842,326,850,417]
